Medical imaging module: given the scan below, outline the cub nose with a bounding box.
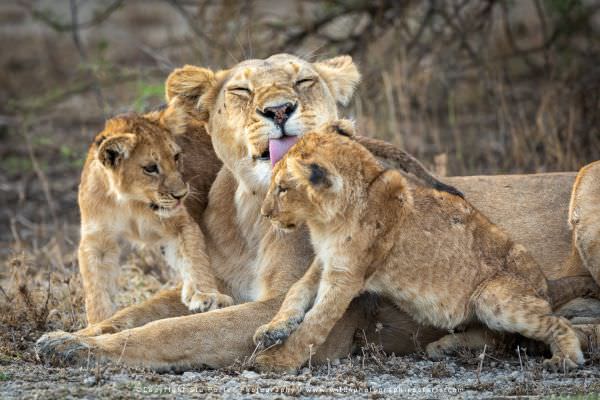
[170,189,188,200]
[258,102,297,126]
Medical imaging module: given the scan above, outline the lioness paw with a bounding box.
[253,315,303,348]
[36,331,95,367]
[187,292,234,313]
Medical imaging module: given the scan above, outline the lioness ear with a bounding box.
[97,134,137,168]
[165,65,216,116]
[313,56,361,106]
[324,119,355,137]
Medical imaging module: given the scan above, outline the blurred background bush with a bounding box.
[0,1,598,326]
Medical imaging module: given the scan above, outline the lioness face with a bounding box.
[165,54,360,192]
[96,115,189,217]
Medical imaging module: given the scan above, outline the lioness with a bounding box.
[78,103,232,325]
[37,54,598,370]
[254,121,584,371]
[568,161,600,287]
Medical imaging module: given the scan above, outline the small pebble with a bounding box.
[181,371,202,381]
[83,376,96,386]
[241,370,260,379]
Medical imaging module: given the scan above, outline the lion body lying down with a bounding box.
[36,53,599,370]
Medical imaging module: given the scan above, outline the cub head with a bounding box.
[94,106,189,217]
[261,120,382,230]
[165,54,361,191]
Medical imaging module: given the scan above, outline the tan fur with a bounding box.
[36,55,598,371]
[254,122,584,372]
[77,104,232,326]
[567,161,600,286]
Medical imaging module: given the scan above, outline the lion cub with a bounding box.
[78,103,233,325]
[253,120,584,371]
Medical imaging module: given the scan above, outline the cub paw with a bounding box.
[253,315,303,348]
[542,355,580,372]
[35,331,95,367]
[187,292,234,313]
[425,341,448,360]
[542,349,584,372]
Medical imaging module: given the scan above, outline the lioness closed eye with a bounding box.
[78,103,232,325]
[253,120,584,372]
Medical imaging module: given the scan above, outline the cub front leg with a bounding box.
[254,259,323,348]
[166,222,233,313]
[78,230,120,325]
[255,268,364,372]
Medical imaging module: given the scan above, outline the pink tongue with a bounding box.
[269,136,299,166]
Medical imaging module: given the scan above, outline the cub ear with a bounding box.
[313,56,361,106]
[324,119,355,137]
[308,163,331,187]
[160,101,187,136]
[165,65,217,116]
[290,158,333,188]
[97,134,137,168]
[379,170,413,206]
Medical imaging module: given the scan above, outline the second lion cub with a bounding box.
[253,120,584,372]
[78,103,233,326]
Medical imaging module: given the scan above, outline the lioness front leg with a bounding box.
[38,298,282,370]
[255,269,364,372]
[78,231,120,325]
[169,222,234,313]
[474,275,584,371]
[254,259,322,347]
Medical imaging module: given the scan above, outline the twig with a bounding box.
[477,344,487,385]
[116,332,131,365]
[0,285,11,302]
[69,0,106,116]
[24,0,124,32]
[21,117,58,227]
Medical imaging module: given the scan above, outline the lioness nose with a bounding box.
[170,189,188,200]
[258,102,297,126]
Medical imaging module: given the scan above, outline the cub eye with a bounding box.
[277,185,288,195]
[143,163,159,175]
[227,87,252,97]
[295,77,315,88]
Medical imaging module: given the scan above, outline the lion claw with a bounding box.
[253,315,303,348]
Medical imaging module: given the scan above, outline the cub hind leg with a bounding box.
[425,327,503,360]
[473,275,584,371]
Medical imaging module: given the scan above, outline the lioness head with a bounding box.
[94,107,190,217]
[165,54,360,191]
[261,120,383,230]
